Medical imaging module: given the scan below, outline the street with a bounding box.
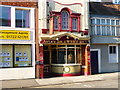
[31,79,118,88]
[12,78,119,89]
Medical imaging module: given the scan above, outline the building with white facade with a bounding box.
[36,0,91,78]
[0,1,37,80]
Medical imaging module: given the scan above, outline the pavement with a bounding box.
[0,72,119,89]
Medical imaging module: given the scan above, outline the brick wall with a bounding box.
[0,0,38,7]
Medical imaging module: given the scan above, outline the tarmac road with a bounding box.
[1,72,119,89]
[28,78,119,88]
[12,78,119,89]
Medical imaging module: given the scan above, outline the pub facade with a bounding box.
[36,0,91,78]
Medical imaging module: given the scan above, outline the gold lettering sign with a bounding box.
[43,40,88,44]
[0,30,30,40]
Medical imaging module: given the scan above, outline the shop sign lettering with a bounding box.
[0,30,30,40]
[41,40,88,44]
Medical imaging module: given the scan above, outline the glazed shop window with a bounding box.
[67,48,75,63]
[0,45,13,67]
[0,6,11,26]
[51,45,81,64]
[58,48,66,64]
[61,11,69,30]
[43,46,50,64]
[14,45,32,67]
[0,45,32,67]
[15,9,30,28]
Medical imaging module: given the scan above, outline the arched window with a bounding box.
[61,11,69,30]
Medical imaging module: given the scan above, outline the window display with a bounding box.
[58,48,66,64]
[0,45,13,67]
[14,45,32,67]
[67,48,75,63]
[0,44,32,68]
[44,45,82,64]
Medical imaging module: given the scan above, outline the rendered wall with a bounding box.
[91,44,119,73]
[38,0,89,35]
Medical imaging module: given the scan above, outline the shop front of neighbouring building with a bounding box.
[0,2,36,80]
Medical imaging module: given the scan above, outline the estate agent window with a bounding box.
[0,45,32,68]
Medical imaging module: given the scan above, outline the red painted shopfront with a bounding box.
[36,0,90,78]
[37,33,91,78]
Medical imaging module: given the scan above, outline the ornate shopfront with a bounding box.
[38,33,91,78]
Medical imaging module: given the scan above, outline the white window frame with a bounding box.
[108,45,118,63]
[0,5,35,30]
[91,17,119,36]
[15,9,30,28]
[0,5,11,27]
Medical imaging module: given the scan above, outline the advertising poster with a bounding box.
[14,45,32,67]
[0,45,13,67]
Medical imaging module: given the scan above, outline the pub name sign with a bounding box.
[40,40,89,44]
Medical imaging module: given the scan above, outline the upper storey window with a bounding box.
[53,16,58,30]
[72,18,78,30]
[15,9,30,28]
[0,5,34,29]
[0,6,11,26]
[61,11,69,30]
[52,8,81,33]
[91,18,120,36]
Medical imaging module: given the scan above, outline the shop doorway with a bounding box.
[90,49,100,74]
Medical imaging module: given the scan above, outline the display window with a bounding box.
[0,44,32,68]
[51,48,57,64]
[43,45,82,64]
[43,46,50,64]
[0,45,13,67]
[67,48,75,63]
[14,45,32,67]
